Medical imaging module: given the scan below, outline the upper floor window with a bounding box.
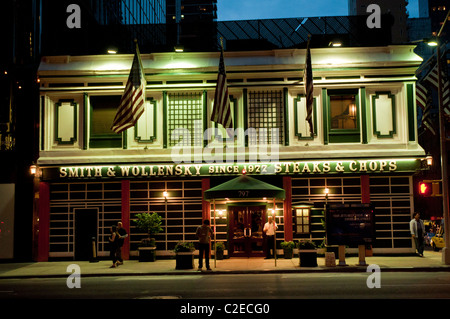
[330,94,358,130]
[247,90,285,145]
[89,95,122,148]
[326,89,360,144]
[167,92,204,147]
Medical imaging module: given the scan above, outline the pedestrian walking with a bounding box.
[196,219,213,271]
[410,212,425,257]
[116,221,128,265]
[109,225,120,267]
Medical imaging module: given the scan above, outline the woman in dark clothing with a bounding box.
[109,225,120,268]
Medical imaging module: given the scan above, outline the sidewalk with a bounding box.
[1,250,450,279]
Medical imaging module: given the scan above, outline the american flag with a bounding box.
[304,38,314,135]
[111,44,146,134]
[211,46,232,131]
[416,81,436,135]
[422,58,450,116]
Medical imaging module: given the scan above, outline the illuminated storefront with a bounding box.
[35,45,427,261]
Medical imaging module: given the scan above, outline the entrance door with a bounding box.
[74,208,98,261]
[228,206,266,257]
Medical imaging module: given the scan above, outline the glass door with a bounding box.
[228,206,266,257]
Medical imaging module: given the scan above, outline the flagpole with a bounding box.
[434,9,450,264]
[213,199,217,269]
[304,34,314,137]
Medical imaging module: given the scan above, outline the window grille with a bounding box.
[130,180,203,251]
[167,92,203,147]
[247,90,284,144]
[294,207,310,234]
[48,182,122,257]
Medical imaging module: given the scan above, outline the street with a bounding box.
[2,271,449,317]
[1,271,450,299]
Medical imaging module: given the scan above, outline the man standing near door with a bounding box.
[196,219,213,271]
[263,215,277,259]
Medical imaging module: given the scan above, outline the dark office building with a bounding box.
[419,0,449,40]
[166,0,218,51]
[41,0,167,55]
[0,0,167,261]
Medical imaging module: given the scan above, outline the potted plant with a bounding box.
[214,241,225,260]
[280,241,295,259]
[134,212,163,262]
[297,240,318,267]
[174,241,195,269]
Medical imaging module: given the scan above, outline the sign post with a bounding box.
[338,245,347,266]
[358,245,366,266]
[326,203,375,266]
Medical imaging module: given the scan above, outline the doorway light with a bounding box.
[426,153,433,166]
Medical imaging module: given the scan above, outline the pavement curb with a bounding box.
[2,265,450,280]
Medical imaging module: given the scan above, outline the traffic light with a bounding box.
[418,180,442,197]
[419,181,432,196]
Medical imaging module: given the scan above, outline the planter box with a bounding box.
[215,250,224,260]
[299,250,318,267]
[283,249,293,259]
[326,245,340,259]
[175,252,195,269]
[138,247,156,262]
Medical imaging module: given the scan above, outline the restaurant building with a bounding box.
[35,44,427,261]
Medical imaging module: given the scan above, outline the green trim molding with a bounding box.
[163,91,168,148]
[406,84,415,142]
[284,87,289,146]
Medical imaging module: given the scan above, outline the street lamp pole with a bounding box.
[436,10,450,264]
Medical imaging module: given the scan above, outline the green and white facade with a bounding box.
[35,45,427,261]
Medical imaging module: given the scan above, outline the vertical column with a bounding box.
[121,180,130,260]
[361,175,372,259]
[361,175,370,204]
[37,182,50,262]
[202,178,212,263]
[202,178,211,221]
[283,176,293,241]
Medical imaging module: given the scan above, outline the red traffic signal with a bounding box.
[419,182,432,196]
[418,180,442,197]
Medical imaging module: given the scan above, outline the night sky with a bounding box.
[217,0,419,21]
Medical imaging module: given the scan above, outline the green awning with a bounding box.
[204,175,285,200]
